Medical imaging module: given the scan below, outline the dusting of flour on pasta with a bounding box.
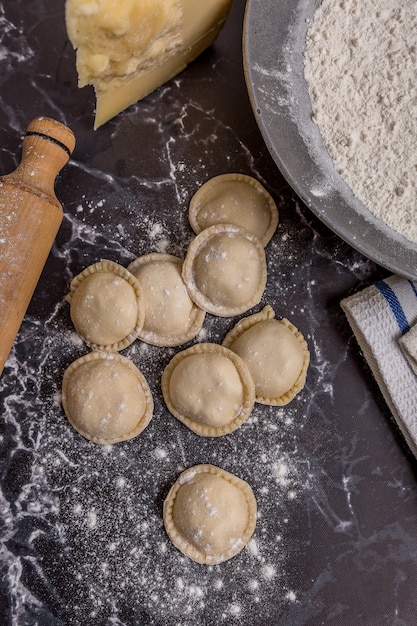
[304,0,417,243]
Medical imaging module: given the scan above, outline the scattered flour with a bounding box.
[0,168,318,624]
[10,275,313,625]
[304,0,417,243]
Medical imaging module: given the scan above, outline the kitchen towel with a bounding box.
[341,275,417,457]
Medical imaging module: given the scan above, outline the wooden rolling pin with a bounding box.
[0,117,75,376]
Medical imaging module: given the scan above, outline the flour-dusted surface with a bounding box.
[1,1,417,625]
[304,0,417,243]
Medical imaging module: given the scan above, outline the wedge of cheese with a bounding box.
[65,0,233,128]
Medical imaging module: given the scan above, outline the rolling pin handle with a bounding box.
[0,117,75,377]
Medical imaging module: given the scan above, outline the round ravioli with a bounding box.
[161,343,255,436]
[127,253,205,346]
[223,305,310,405]
[189,173,278,246]
[67,259,144,351]
[163,464,257,564]
[182,224,267,317]
[62,351,153,444]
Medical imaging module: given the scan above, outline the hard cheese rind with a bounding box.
[65,0,233,128]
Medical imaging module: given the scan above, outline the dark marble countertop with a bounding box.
[1,2,417,625]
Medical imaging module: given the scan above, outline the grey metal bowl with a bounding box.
[243,0,417,280]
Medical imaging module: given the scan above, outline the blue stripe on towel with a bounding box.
[409,280,417,299]
[376,280,410,335]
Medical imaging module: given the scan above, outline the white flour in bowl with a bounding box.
[304,0,417,243]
